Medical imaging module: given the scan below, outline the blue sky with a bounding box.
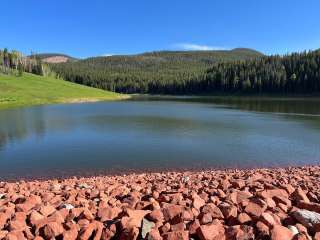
[1,0,320,58]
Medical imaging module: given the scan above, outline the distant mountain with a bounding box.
[30,53,77,63]
[50,48,264,93]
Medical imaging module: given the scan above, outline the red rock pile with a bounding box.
[1,166,320,239]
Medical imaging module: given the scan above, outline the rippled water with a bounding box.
[0,97,320,179]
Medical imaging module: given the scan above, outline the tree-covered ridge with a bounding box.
[50,48,263,93]
[201,50,320,94]
[51,49,320,95]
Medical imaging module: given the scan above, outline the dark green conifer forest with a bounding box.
[50,48,320,95]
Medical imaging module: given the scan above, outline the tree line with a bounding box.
[50,49,320,95]
[50,49,262,93]
[0,48,53,76]
[199,50,320,94]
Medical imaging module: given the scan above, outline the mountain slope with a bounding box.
[30,53,77,63]
[50,48,263,93]
[0,73,126,109]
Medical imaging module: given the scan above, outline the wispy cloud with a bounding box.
[102,53,114,57]
[174,43,226,51]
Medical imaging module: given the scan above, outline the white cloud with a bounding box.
[102,53,114,57]
[174,43,226,51]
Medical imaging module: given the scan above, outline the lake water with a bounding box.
[0,97,320,179]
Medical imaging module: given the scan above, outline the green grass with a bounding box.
[0,73,128,109]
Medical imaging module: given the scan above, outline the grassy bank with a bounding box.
[0,73,128,109]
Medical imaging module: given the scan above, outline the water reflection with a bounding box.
[0,107,46,150]
[0,98,319,179]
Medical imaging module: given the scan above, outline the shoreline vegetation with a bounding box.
[0,73,129,110]
[0,165,319,239]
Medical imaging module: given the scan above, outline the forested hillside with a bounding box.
[49,49,320,95]
[50,48,263,93]
[200,50,320,94]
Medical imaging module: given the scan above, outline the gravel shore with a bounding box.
[1,166,320,239]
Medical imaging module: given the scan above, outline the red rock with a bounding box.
[227,191,252,204]
[261,212,277,227]
[119,227,139,240]
[297,201,320,213]
[292,188,310,203]
[220,179,231,191]
[245,201,266,217]
[94,221,104,240]
[271,225,294,240]
[280,184,295,195]
[148,209,165,223]
[34,236,44,240]
[70,207,84,218]
[63,226,78,240]
[5,231,25,240]
[15,195,41,212]
[14,212,26,221]
[237,213,252,224]
[196,223,225,240]
[47,211,65,225]
[256,221,270,236]
[98,207,122,222]
[0,231,8,239]
[295,224,308,237]
[192,193,205,210]
[293,234,309,240]
[201,203,224,219]
[0,212,10,229]
[121,212,148,230]
[188,219,200,235]
[225,225,244,240]
[181,210,193,221]
[163,204,184,221]
[147,228,163,240]
[307,192,318,202]
[9,220,27,231]
[260,189,289,199]
[219,203,237,219]
[314,232,320,240]
[125,209,150,227]
[240,225,255,239]
[217,189,226,198]
[163,230,189,240]
[43,222,64,239]
[81,208,95,220]
[278,203,288,212]
[39,204,56,217]
[231,180,245,189]
[171,222,185,231]
[274,195,291,207]
[200,213,213,224]
[80,221,100,240]
[265,197,277,208]
[160,223,171,234]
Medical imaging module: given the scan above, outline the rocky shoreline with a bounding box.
[1,166,320,239]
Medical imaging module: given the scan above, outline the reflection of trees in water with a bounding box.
[133,96,320,115]
[206,98,320,129]
[212,98,320,115]
[0,107,46,150]
[134,96,320,129]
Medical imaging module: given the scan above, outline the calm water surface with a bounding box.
[0,97,320,179]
